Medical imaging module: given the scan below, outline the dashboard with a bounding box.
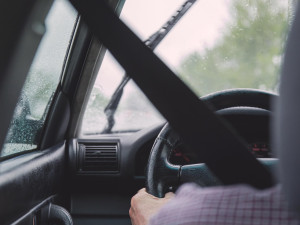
[134,107,272,175]
[69,106,274,224]
[169,141,271,165]
[72,107,272,179]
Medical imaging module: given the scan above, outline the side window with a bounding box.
[1,0,77,157]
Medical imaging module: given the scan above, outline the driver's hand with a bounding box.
[129,188,174,225]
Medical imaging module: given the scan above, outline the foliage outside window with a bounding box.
[174,0,291,96]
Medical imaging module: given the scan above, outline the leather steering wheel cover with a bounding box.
[146,88,276,198]
[202,88,275,111]
[146,124,181,198]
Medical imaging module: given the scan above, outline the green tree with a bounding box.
[178,0,289,96]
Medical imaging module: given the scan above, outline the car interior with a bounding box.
[0,0,299,225]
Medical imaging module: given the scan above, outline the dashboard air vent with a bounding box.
[78,142,119,173]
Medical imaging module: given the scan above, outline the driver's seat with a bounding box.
[274,1,300,216]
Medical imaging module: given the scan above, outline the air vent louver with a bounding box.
[78,143,119,173]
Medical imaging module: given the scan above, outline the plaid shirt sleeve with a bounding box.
[149,183,300,225]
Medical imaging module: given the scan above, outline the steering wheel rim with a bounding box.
[146,88,276,198]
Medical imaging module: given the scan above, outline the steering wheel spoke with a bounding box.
[146,89,277,197]
[180,164,221,187]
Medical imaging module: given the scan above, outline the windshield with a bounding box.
[81,0,292,135]
[155,0,290,95]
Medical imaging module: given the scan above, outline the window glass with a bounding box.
[82,52,164,134]
[155,0,292,96]
[82,0,294,135]
[1,0,76,157]
[82,53,124,134]
[82,0,183,135]
[112,79,163,132]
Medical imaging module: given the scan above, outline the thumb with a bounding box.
[164,192,175,199]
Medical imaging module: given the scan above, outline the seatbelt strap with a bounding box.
[69,0,273,189]
[102,0,197,133]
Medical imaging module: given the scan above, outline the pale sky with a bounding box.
[95,0,232,97]
[122,0,231,67]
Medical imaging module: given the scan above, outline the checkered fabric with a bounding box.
[150,183,300,225]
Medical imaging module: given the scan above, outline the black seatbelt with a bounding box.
[70,0,273,189]
[102,0,197,134]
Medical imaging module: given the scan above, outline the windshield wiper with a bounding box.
[101,0,197,134]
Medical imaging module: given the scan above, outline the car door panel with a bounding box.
[0,142,66,225]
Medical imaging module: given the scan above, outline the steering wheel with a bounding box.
[146,88,277,198]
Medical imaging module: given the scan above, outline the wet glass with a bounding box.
[1,0,76,157]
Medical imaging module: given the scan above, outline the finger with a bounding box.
[137,188,146,194]
[137,187,159,200]
[129,207,134,217]
[164,192,175,199]
[138,188,155,198]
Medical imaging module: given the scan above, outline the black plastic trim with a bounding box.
[68,124,164,183]
[40,91,71,149]
[11,196,54,225]
[0,142,66,225]
[77,141,120,174]
[61,18,92,98]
